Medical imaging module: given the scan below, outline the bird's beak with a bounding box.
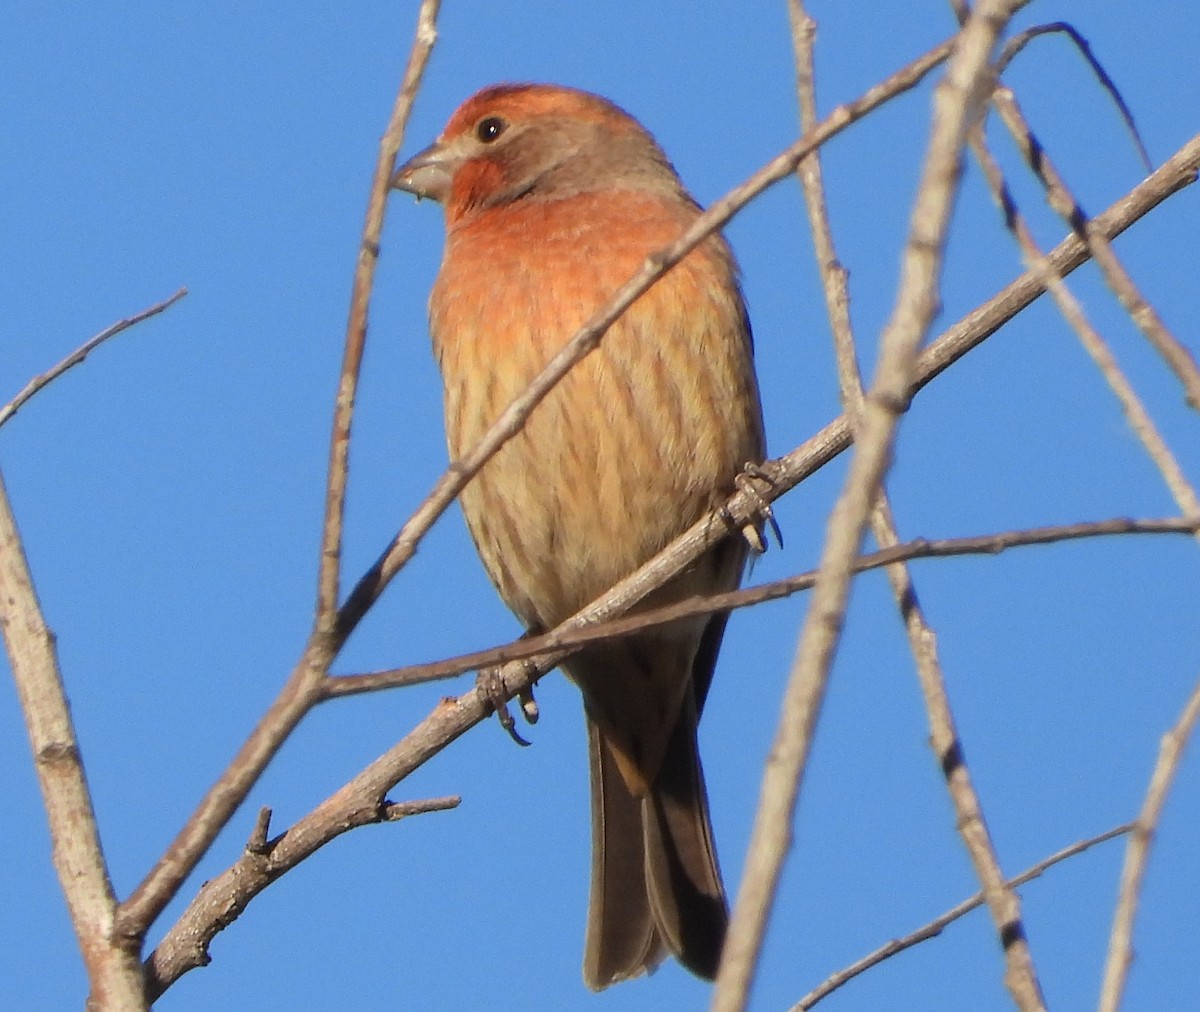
[390,140,455,203]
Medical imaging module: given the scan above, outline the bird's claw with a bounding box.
[476,665,537,746]
[734,463,783,551]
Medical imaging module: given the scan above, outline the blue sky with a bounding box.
[2,3,1198,1010]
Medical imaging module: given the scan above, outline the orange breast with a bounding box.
[429,190,764,631]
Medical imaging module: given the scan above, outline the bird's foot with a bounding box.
[475,664,538,747]
[733,462,783,552]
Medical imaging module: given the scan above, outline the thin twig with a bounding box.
[987,59,1200,410]
[715,6,1044,1010]
[325,517,1200,696]
[789,0,864,409]
[0,288,187,430]
[1098,678,1200,1012]
[788,7,1042,1005]
[114,0,443,943]
[382,796,462,821]
[315,0,442,632]
[995,22,1150,170]
[795,824,1134,1010]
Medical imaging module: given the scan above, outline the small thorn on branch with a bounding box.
[245,807,274,855]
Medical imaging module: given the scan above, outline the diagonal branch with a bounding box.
[143,793,460,999]
[1098,676,1200,1012]
[0,288,187,430]
[796,824,1133,1010]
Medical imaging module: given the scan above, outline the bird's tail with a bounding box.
[643,697,728,979]
[582,704,728,990]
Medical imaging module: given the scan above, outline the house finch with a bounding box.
[392,83,765,989]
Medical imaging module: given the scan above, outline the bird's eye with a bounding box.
[475,116,507,143]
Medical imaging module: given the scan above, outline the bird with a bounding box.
[391,83,765,989]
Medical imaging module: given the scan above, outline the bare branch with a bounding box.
[995,22,1150,170]
[144,793,460,998]
[315,0,442,631]
[788,0,863,409]
[795,824,1134,1010]
[1099,678,1200,1012]
[0,468,147,1008]
[0,288,187,430]
[245,808,273,856]
[382,796,462,821]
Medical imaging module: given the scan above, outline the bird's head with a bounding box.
[391,83,684,225]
